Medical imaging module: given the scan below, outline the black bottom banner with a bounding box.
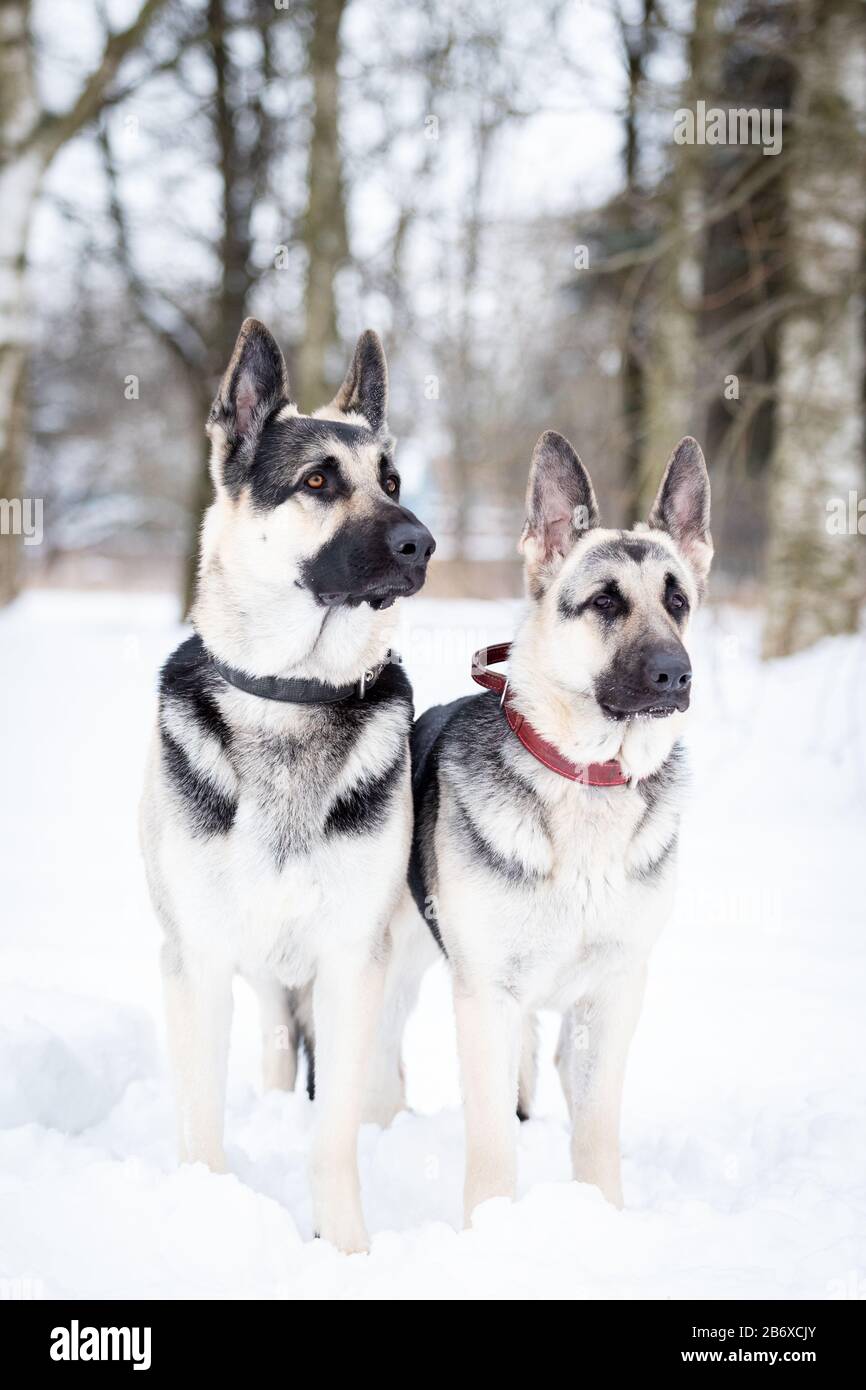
[2,1297,861,1373]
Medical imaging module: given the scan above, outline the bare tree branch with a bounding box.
[97,119,209,376]
[26,0,171,163]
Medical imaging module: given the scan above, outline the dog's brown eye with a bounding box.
[385,476,399,495]
[593,594,615,611]
[305,473,326,490]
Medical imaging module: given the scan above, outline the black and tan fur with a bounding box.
[404,430,712,1222]
[140,319,434,1253]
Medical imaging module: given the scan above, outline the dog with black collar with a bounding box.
[140,318,434,1253]
[405,429,712,1223]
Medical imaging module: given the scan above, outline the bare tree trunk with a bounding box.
[449,117,494,564]
[297,0,349,413]
[617,0,656,519]
[763,0,866,657]
[180,0,277,615]
[0,0,168,605]
[0,0,40,603]
[638,0,720,515]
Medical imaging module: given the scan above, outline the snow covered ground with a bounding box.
[1,589,864,1300]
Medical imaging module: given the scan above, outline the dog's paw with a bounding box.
[571,1155,624,1209]
[183,1145,228,1175]
[463,1178,516,1228]
[311,1154,369,1252]
[315,1215,370,1255]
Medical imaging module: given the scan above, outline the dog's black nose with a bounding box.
[388,518,436,566]
[645,647,692,690]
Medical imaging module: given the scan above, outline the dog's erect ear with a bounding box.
[647,436,713,588]
[329,330,388,431]
[520,431,598,586]
[208,318,288,462]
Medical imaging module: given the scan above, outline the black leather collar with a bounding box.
[209,652,392,704]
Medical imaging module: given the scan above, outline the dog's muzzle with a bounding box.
[307,511,436,611]
[596,642,692,720]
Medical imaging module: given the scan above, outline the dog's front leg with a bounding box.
[454,982,522,1225]
[558,963,648,1208]
[162,948,234,1173]
[310,948,386,1253]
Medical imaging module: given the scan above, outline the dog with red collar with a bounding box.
[406,429,712,1222]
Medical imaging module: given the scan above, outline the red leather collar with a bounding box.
[471,642,628,787]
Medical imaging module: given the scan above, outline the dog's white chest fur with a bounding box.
[151,788,316,982]
[533,787,673,1002]
[436,773,676,1009]
[142,651,413,990]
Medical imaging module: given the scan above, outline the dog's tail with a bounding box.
[299,1024,316,1100]
[516,1011,539,1121]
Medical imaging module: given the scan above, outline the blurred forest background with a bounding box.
[1,0,863,656]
